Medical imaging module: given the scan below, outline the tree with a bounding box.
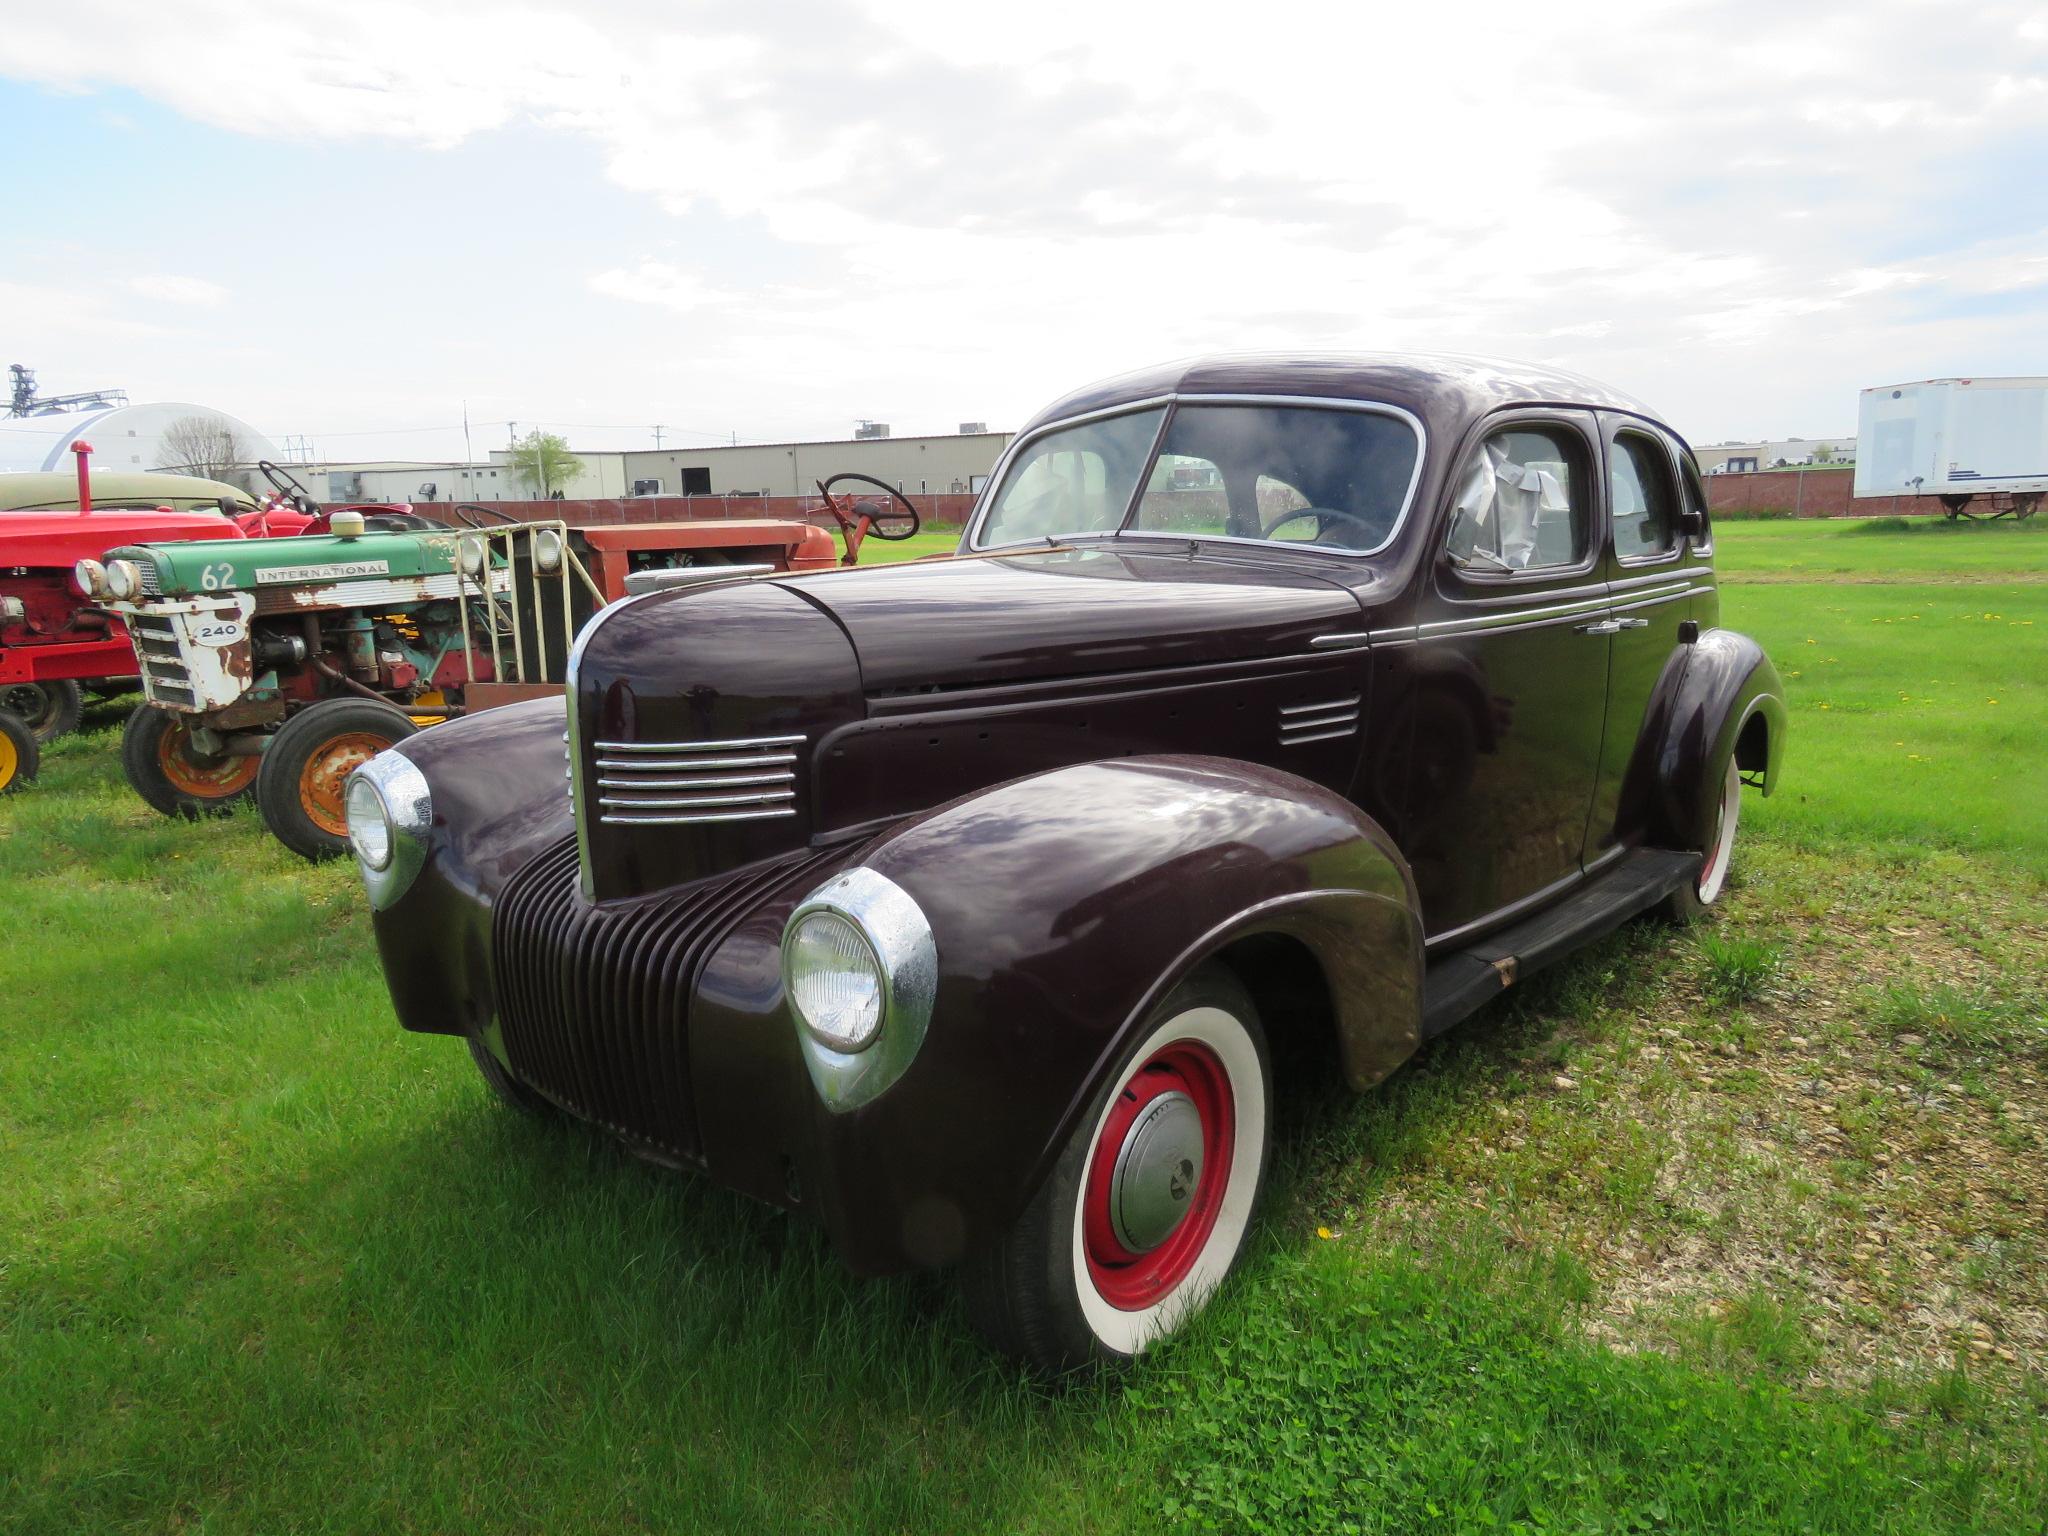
[1812,442,1834,463]
[509,431,584,497]
[157,415,249,482]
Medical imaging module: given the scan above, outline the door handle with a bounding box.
[1615,616,1651,630]
[1575,619,1622,635]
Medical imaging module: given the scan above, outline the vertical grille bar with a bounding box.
[488,835,846,1160]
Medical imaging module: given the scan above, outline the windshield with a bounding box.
[975,401,1419,554]
[976,408,1164,547]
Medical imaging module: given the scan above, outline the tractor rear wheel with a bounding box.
[0,710,39,793]
[2,679,83,742]
[122,704,260,818]
[257,697,417,862]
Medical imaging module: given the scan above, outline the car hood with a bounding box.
[773,546,1377,693]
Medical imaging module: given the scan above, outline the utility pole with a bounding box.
[462,401,474,467]
[653,424,665,449]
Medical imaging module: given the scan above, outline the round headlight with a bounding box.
[458,535,487,576]
[104,559,142,601]
[533,528,563,572]
[785,910,885,1052]
[345,773,393,871]
[73,558,107,599]
[344,750,433,909]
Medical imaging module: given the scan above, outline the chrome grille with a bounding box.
[1279,694,1360,747]
[491,834,846,1160]
[586,733,804,826]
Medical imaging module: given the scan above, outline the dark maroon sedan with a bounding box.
[345,354,1784,1372]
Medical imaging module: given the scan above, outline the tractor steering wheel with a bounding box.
[449,502,521,529]
[258,460,315,507]
[817,474,921,541]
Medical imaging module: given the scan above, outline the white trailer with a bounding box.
[1854,377,2048,519]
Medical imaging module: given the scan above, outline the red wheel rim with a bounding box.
[1082,1040,1235,1311]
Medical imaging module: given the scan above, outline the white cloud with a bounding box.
[2,0,2045,444]
[127,273,227,307]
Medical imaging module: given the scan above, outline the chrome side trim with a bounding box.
[621,562,777,595]
[593,752,797,771]
[1310,632,1371,651]
[605,806,798,826]
[594,734,804,752]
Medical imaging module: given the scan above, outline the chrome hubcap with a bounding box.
[1108,1090,1204,1253]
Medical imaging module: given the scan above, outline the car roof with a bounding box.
[1017,352,1668,442]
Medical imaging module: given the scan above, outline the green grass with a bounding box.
[1712,513,2048,581]
[5,517,2048,1533]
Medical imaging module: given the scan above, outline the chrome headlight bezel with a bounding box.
[781,867,937,1112]
[73,559,107,599]
[345,748,433,909]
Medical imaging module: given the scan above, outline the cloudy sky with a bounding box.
[2,0,2044,461]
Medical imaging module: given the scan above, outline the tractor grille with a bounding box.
[1279,693,1361,747]
[136,563,163,597]
[490,833,844,1160]
[585,732,804,827]
[124,614,197,708]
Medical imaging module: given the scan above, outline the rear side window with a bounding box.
[1611,432,1679,561]
[1445,426,1589,573]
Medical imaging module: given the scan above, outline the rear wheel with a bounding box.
[963,963,1272,1375]
[0,710,39,793]
[1663,756,1742,923]
[121,704,260,818]
[2,679,83,742]
[256,697,418,862]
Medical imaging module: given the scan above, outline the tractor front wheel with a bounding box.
[256,697,418,862]
[122,704,260,818]
[2,680,83,742]
[0,710,39,793]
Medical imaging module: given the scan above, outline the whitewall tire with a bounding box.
[963,964,1272,1374]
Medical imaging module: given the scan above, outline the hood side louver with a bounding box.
[575,733,804,826]
[1279,694,1360,747]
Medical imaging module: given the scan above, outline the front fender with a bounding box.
[691,754,1422,1274]
[1625,628,1786,853]
[365,695,573,1037]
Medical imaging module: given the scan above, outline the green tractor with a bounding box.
[86,498,879,857]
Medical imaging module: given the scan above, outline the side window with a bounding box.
[1444,426,1588,573]
[1610,432,1678,561]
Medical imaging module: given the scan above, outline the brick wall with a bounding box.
[1702,468,1918,519]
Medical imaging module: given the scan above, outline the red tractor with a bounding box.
[0,444,428,791]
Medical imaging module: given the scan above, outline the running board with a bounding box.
[1420,848,1699,1039]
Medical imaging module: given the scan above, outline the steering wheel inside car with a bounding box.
[816,474,922,565]
[1261,505,1386,548]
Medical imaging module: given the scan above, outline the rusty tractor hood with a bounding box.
[771,546,1372,693]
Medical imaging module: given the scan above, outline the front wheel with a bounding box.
[2,679,83,743]
[0,710,39,793]
[121,704,260,818]
[1663,756,1742,922]
[962,963,1272,1375]
[256,697,418,861]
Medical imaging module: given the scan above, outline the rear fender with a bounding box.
[1626,628,1786,852]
